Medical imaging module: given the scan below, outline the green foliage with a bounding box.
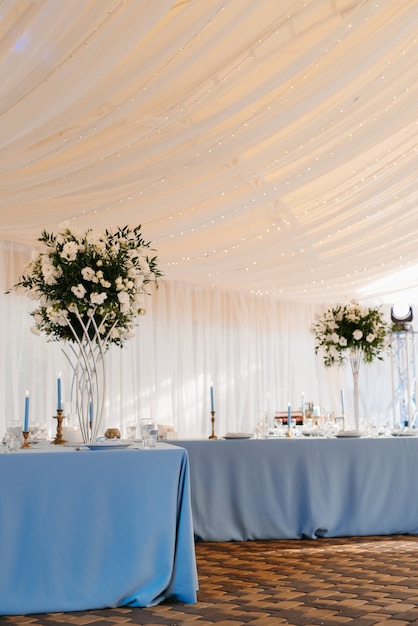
[312,301,389,367]
[9,224,162,347]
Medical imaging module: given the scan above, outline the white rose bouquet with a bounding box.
[9,224,162,348]
[312,301,389,367]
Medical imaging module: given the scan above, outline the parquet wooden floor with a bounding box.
[3,535,418,626]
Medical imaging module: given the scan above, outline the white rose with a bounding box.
[61,241,79,261]
[353,329,363,341]
[118,291,130,305]
[90,292,107,305]
[42,264,58,285]
[30,326,41,335]
[366,333,375,343]
[339,337,347,346]
[331,333,340,343]
[86,231,102,246]
[47,309,62,323]
[81,267,95,281]
[71,284,87,298]
[94,241,106,253]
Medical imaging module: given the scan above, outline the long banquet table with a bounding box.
[171,437,418,542]
[0,442,197,616]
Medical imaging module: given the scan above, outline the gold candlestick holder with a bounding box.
[21,431,31,449]
[286,425,292,438]
[52,409,67,445]
[209,410,218,439]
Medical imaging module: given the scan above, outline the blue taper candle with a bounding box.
[210,384,215,412]
[24,391,29,432]
[57,374,62,410]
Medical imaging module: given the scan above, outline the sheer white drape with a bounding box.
[0,241,393,440]
[1,1,418,302]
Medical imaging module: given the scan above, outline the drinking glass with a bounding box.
[140,418,157,448]
[255,412,269,439]
[4,421,21,452]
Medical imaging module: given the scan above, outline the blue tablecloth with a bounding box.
[171,438,418,541]
[0,443,197,615]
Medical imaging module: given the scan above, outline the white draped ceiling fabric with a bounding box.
[0,0,416,438]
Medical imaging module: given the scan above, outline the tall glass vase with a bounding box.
[349,350,361,431]
[62,309,109,443]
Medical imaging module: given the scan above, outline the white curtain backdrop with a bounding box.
[1,240,394,440]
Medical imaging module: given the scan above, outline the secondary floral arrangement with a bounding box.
[10,223,162,348]
[312,301,389,367]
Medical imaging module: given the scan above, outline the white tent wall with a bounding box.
[1,241,396,440]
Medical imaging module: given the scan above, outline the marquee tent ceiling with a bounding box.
[1,0,417,303]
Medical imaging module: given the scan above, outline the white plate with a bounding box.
[223,433,253,440]
[336,430,362,438]
[86,441,132,450]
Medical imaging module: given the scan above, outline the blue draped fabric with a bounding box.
[0,444,197,615]
[172,438,418,541]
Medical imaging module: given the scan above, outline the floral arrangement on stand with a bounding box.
[312,301,389,429]
[12,223,162,346]
[10,223,162,442]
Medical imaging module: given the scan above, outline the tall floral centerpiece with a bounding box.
[312,302,389,429]
[10,224,162,442]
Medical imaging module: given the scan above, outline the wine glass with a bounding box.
[4,420,21,452]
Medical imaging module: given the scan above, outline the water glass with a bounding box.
[140,419,157,448]
[142,428,158,449]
